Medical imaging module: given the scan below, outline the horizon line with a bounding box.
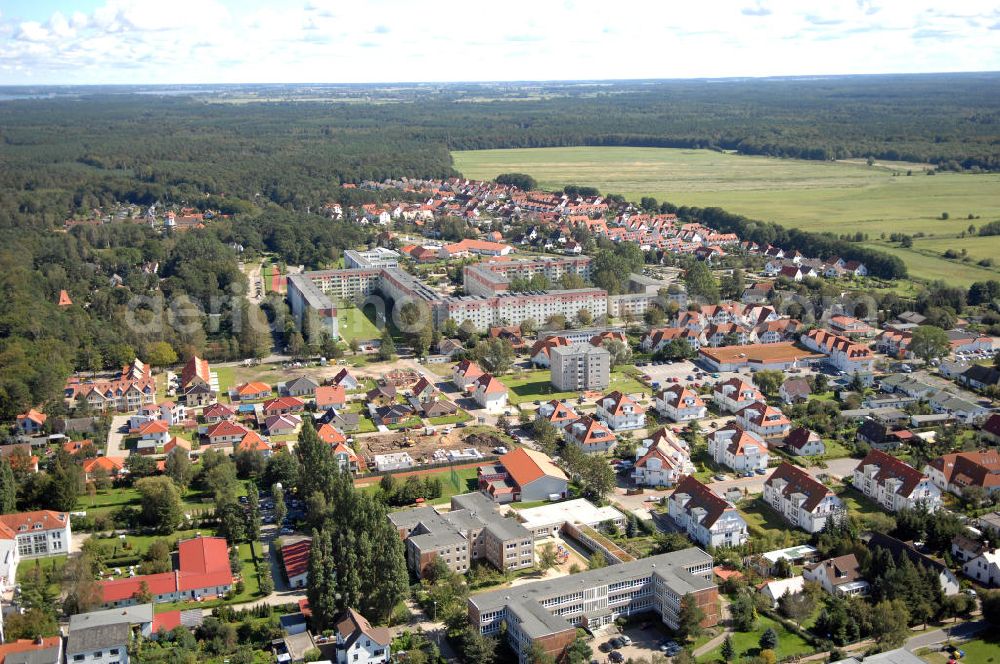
[2,69,999,89]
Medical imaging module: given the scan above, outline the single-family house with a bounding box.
[802,554,868,596]
[283,376,319,398]
[333,608,391,664]
[452,360,486,391]
[779,379,811,404]
[783,427,826,456]
[595,391,646,430]
[472,374,508,413]
[233,382,272,401]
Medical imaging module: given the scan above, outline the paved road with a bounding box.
[905,619,986,652]
[104,415,131,457]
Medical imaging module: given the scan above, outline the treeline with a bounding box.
[678,205,908,279]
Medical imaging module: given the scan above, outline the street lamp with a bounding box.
[432,599,437,622]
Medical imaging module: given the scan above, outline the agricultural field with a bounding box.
[453,146,1000,285]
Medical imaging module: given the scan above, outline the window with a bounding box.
[73,656,84,662]
[110,649,120,655]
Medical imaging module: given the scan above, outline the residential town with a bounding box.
[3,173,1000,664]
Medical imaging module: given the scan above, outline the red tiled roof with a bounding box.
[205,420,249,439]
[765,462,834,511]
[670,476,731,529]
[0,637,62,661]
[599,390,646,416]
[235,381,271,396]
[282,539,311,580]
[315,385,346,407]
[500,448,566,487]
[82,456,125,475]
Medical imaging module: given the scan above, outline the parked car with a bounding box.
[713,474,727,481]
[610,637,624,649]
[599,642,613,653]
[619,636,632,646]
[609,652,624,663]
[755,468,767,475]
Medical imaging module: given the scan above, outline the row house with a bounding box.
[654,385,706,423]
[595,391,646,431]
[667,476,748,548]
[452,360,485,390]
[800,329,875,374]
[851,449,942,513]
[707,424,769,472]
[640,327,701,354]
[763,463,845,533]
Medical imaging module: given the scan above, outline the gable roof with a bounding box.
[473,373,507,395]
[180,356,211,388]
[670,476,733,529]
[205,420,249,439]
[928,450,1000,491]
[282,539,311,580]
[855,449,927,498]
[784,427,821,452]
[82,456,125,475]
[334,608,391,649]
[599,390,646,416]
[500,448,567,487]
[765,462,835,512]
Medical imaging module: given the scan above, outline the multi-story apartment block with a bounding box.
[763,463,845,533]
[550,344,610,391]
[712,378,765,414]
[462,257,591,297]
[563,416,617,454]
[735,402,792,439]
[654,385,706,422]
[64,359,156,413]
[632,428,695,487]
[851,449,942,513]
[595,391,646,430]
[707,424,769,472]
[667,476,748,548]
[800,329,875,374]
[0,510,72,591]
[468,548,718,663]
[388,493,534,578]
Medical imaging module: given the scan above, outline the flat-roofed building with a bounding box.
[468,548,718,663]
[388,493,534,578]
[550,344,610,392]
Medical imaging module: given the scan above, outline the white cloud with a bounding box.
[0,0,998,83]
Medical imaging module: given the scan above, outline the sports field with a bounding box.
[453,147,1000,285]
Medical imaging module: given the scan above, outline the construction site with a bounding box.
[357,427,511,467]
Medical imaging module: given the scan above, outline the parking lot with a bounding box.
[591,621,680,662]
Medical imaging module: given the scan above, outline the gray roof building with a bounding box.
[66,623,131,657]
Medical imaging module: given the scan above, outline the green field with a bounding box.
[337,306,382,342]
[697,614,812,663]
[452,147,1000,285]
[920,636,999,663]
[502,369,647,405]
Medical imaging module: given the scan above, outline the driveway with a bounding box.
[104,415,131,457]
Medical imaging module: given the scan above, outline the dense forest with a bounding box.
[0,73,997,419]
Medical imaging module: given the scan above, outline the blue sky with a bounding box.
[1,0,998,85]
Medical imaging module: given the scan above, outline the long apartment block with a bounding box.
[289,262,608,336]
[468,547,718,663]
[388,493,535,578]
[462,256,592,296]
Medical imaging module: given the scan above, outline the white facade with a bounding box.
[707,427,769,472]
[962,550,1000,587]
[851,452,942,513]
[654,387,706,422]
[595,393,646,431]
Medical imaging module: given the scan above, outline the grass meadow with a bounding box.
[453,146,1000,286]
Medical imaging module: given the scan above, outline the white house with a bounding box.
[631,428,695,487]
[595,391,646,430]
[759,576,806,608]
[783,427,826,457]
[667,476,748,548]
[707,424,769,472]
[851,449,942,513]
[334,608,391,664]
[712,378,765,414]
[472,373,509,414]
[535,400,580,429]
[0,510,72,592]
[452,360,485,391]
[735,402,792,439]
[763,463,845,533]
[654,385,707,422]
[962,549,1000,587]
[802,554,869,597]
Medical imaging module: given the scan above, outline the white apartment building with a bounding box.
[707,425,769,472]
[667,476,748,548]
[654,385,706,422]
[712,378,765,414]
[851,449,942,513]
[595,391,646,431]
[763,463,845,533]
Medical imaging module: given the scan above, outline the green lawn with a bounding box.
[738,498,809,548]
[836,484,883,516]
[697,615,812,663]
[337,306,382,342]
[919,636,1000,664]
[428,410,473,426]
[502,369,647,405]
[15,555,67,597]
[819,439,853,459]
[452,146,1000,285]
[79,486,217,518]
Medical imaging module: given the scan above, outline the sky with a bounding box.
[0,0,998,85]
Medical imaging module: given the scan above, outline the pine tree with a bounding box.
[0,458,17,513]
[759,627,778,651]
[721,635,735,662]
